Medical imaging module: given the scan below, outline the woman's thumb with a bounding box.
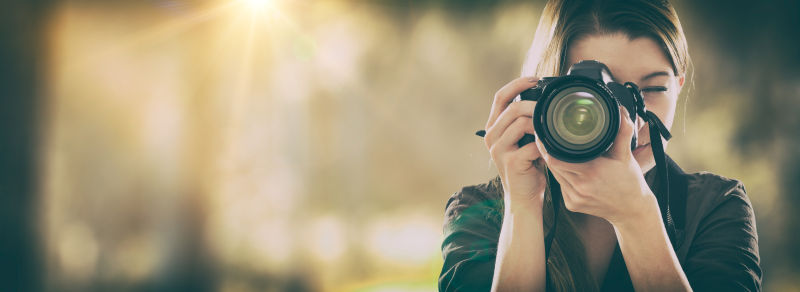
[609,106,635,159]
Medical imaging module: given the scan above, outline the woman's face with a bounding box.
[567,33,684,173]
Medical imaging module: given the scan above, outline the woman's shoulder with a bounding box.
[448,176,503,204]
[673,167,762,290]
[678,167,757,252]
[683,170,751,212]
[443,176,504,228]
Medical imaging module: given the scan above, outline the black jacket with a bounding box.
[439,156,761,291]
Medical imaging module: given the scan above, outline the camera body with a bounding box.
[516,60,642,162]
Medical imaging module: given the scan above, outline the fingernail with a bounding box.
[527,77,537,83]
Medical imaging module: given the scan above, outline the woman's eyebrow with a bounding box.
[641,71,671,81]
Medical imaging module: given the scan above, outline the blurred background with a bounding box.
[1,0,798,291]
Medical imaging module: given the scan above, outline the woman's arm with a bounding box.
[613,194,692,291]
[491,199,546,292]
[482,76,549,291]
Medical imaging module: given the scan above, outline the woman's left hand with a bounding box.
[534,107,657,227]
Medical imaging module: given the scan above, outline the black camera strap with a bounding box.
[642,110,676,241]
[625,82,678,247]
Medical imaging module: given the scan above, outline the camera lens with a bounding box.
[546,87,610,151]
[562,96,598,136]
[529,61,631,163]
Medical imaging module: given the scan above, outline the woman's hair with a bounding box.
[522,0,689,78]
[495,0,691,290]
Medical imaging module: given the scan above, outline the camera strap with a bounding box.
[625,82,678,248]
[642,111,678,245]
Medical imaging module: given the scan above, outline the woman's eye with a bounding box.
[641,86,668,94]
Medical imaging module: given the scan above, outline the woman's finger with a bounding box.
[533,134,584,176]
[547,161,581,188]
[485,101,536,146]
[494,116,535,151]
[609,106,636,160]
[548,168,581,211]
[486,76,539,129]
[514,138,542,162]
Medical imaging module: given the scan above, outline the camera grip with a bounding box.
[517,133,536,148]
[478,83,545,148]
[515,86,542,148]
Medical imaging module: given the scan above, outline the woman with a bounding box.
[439,0,762,291]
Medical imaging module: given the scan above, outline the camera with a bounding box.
[516,60,643,162]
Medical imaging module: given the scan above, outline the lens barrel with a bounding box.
[532,75,621,163]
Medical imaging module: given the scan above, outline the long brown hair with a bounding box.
[497,0,690,290]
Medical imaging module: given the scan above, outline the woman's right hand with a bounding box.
[484,77,547,211]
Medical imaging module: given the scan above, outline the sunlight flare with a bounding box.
[239,0,276,15]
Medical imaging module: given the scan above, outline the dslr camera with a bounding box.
[515,60,644,162]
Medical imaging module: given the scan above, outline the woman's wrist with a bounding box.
[610,191,690,291]
[504,191,544,215]
[609,192,661,234]
[494,190,547,292]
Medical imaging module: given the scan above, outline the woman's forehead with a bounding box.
[566,33,675,82]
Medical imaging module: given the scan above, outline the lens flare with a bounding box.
[240,0,275,14]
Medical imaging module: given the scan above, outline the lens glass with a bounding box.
[563,98,598,136]
[547,87,610,150]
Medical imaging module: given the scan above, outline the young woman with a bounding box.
[439,0,762,291]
